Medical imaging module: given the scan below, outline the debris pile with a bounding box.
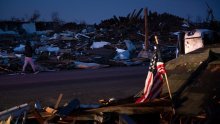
[1,44,220,124]
[1,8,220,123]
[0,94,173,124]
[0,9,183,75]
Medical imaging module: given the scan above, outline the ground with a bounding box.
[0,65,147,110]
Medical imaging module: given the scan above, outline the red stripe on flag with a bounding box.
[135,72,153,103]
[144,72,153,94]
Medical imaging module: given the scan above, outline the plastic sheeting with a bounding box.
[90,41,111,49]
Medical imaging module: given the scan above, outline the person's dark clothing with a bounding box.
[24,44,33,57]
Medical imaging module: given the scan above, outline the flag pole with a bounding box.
[154,36,175,114]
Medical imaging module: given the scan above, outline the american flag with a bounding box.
[135,48,166,103]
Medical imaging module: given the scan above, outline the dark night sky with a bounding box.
[0,0,219,24]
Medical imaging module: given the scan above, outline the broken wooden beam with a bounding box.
[63,113,103,123]
[32,109,45,124]
[84,99,172,115]
[54,93,63,109]
[86,106,172,115]
[0,103,29,121]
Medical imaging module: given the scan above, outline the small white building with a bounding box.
[184,29,214,54]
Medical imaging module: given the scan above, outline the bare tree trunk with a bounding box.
[144,8,148,50]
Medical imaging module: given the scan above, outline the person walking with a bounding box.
[22,41,36,73]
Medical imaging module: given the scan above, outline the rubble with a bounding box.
[1,44,220,124]
[2,9,202,74]
[0,8,220,123]
[74,61,109,69]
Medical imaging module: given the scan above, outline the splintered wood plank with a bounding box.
[32,109,45,124]
[51,112,104,123]
[54,93,63,109]
[86,106,172,115]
